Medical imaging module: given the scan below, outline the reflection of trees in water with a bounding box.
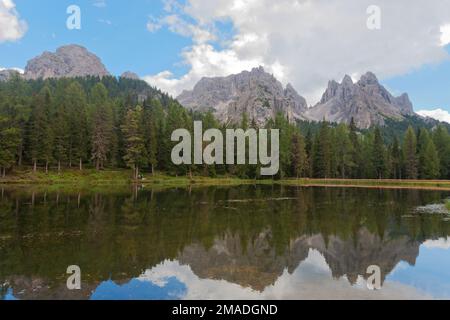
[0,186,449,298]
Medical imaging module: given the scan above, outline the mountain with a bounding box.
[177,66,308,126]
[0,69,21,82]
[305,72,415,129]
[24,45,110,80]
[120,71,140,80]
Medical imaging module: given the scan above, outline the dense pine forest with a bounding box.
[0,75,450,180]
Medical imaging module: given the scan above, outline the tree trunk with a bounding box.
[18,144,23,166]
[33,160,37,173]
[2,167,5,178]
[45,161,49,174]
[79,158,83,171]
[151,164,155,176]
[58,161,61,174]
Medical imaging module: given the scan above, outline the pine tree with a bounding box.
[372,127,386,179]
[313,121,332,178]
[122,106,147,179]
[0,116,20,177]
[418,129,440,179]
[390,136,402,179]
[348,118,362,178]
[90,83,113,170]
[142,105,158,175]
[27,87,53,173]
[335,124,354,179]
[403,126,418,179]
[291,131,308,178]
[433,125,450,179]
[65,82,88,170]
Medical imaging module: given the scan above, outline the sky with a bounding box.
[1,0,450,121]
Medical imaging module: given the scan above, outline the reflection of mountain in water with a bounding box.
[0,185,449,299]
[179,229,420,291]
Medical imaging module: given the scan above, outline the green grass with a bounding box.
[0,168,260,189]
[2,169,450,191]
[277,178,450,189]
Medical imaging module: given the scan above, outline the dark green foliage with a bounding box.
[0,77,450,180]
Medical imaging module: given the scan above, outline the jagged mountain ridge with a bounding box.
[0,44,428,129]
[305,72,415,129]
[177,66,308,126]
[178,68,418,129]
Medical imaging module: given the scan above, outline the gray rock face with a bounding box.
[305,72,415,129]
[177,66,308,126]
[24,45,110,80]
[0,69,21,82]
[120,71,140,80]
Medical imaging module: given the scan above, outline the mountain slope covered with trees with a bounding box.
[0,76,450,180]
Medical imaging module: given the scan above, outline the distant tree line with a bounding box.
[0,76,450,180]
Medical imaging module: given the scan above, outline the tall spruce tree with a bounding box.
[372,127,386,179]
[122,106,147,179]
[65,82,88,170]
[403,126,418,179]
[90,83,113,170]
[433,125,450,179]
[418,129,440,179]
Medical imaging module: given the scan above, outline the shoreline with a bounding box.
[2,169,450,191]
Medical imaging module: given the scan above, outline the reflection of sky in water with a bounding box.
[3,289,17,301]
[90,277,186,300]
[387,238,450,299]
[4,242,450,300]
[87,249,437,300]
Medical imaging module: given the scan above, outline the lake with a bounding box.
[1,184,450,300]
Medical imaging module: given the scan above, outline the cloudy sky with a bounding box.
[1,0,450,120]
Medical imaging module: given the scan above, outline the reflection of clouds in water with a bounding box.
[138,249,431,300]
[387,243,450,299]
[423,237,450,250]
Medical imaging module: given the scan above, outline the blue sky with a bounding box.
[0,0,192,77]
[1,0,450,116]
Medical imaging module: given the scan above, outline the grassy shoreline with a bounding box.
[2,169,450,190]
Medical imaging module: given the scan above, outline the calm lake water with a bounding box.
[1,184,450,300]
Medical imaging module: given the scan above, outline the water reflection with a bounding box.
[1,185,450,300]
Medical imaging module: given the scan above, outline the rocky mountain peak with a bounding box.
[24,44,110,80]
[358,71,379,86]
[342,74,353,86]
[0,69,21,82]
[177,67,308,125]
[120,71,140,80]
[306,71,416,129]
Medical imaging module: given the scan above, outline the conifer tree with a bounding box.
[122,106,147,179]
[372,127,386,179]
[403,126,418,179]
[91,83,113,170]
[0,116,20,176]
[65,82,88,170]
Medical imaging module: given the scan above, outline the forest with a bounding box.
[0,75,450,180]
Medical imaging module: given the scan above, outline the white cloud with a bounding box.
[144,0,450,104]
[0,0,27,43]
[417,108,450,124]
[136,250,431,299]
[423,237,450,249]
[441,24,450,46]
[0,67,24,74]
